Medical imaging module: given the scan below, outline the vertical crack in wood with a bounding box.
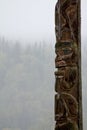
[54,0,83,130]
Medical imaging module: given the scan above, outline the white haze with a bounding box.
[0,0,86,43]
[0,0,55,43]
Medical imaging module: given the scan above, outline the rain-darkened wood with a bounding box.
[54,0,83,130]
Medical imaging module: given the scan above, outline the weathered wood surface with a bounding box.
[54,0,82,130]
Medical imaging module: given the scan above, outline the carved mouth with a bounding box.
[55,60,67,67]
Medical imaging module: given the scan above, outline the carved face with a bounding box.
[55,93,78,124]
[57,47,73,60]
[55,96,68,125]
[55,66,78,93]
[55,45,73,67]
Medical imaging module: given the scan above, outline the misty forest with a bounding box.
[0,38,55,130]
[0,38,86,130]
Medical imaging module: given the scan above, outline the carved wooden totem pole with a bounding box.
[54,0,82,130]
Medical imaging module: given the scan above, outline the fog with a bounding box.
[0,40,55,130]
[0,0,86,43]
[0,0,55,43]
[0,0,87,130]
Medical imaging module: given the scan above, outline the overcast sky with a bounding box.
[0,0,86,43]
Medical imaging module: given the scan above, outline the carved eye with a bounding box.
[63,49,72,55]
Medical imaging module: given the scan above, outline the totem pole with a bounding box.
[54,0,83,130]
